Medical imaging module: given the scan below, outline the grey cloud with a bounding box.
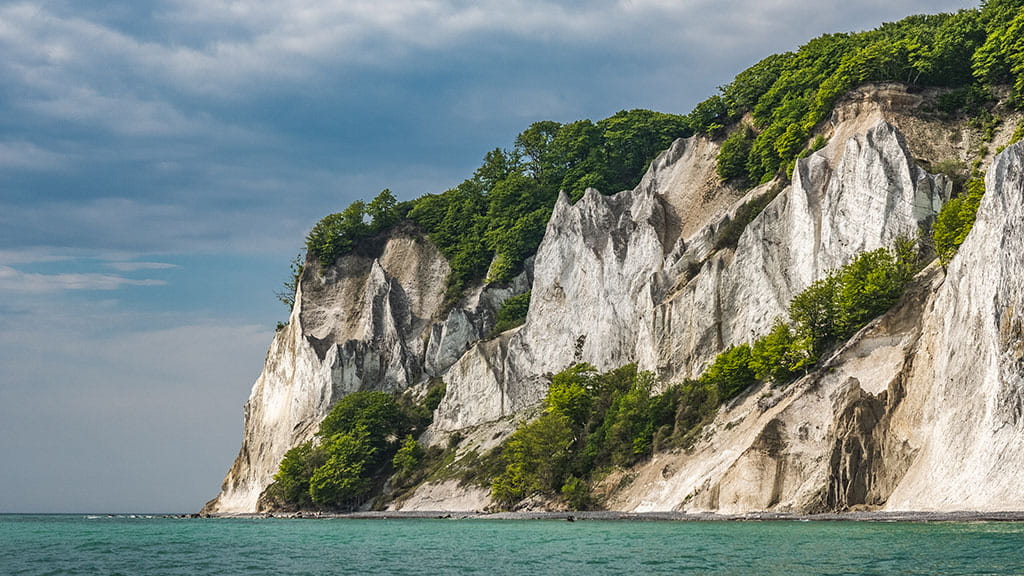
[0,264,166,293]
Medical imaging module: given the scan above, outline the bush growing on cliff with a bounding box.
[492,364,661,508]
[266,388,443,511]
[716,124,755,182]
[699,344,756,402]
[934,177,986,264]
[789,239,920,353]
[750,320,815,384]
[491,291,531,335]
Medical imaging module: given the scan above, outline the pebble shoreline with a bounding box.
[190,510,1024,522]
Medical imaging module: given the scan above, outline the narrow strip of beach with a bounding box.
[195,510,1024,522]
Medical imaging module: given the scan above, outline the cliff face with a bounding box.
[203,229,526,513]
[207,86,1024,514]
[432,120,947,434]
[885,142,1024,510]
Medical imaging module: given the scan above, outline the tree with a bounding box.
[367,189,399,232]
[318,390,404,455]
[275,253,304,311]
[309,429,376,508]
[268,441,324,508]
[491,291,532,335]
[392,435,424,476]
[789,275,840,353]
[305,201,370,265]
[515,120,563,186]
[545,363,596,428]
[491,411,574,507]
[934,177,985,264]
[717,124,755,182]
[700,344,756,401]
[750,320,815,384]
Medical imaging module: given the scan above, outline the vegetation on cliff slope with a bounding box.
[933,176,987,264]
[702,0,1024,184]
[264,383,445,511]
[489,240,921,510]
[292,0,1021,312]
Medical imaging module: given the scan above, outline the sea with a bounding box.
[2,514,1023,575]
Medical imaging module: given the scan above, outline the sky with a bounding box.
[0,0,978,513]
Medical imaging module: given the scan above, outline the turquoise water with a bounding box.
[2,515,1023,575]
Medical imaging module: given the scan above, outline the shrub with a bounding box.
[934,177,985,264]
[491,411,575,507]
[491,291,531,335]
[267,441,324,509]
[392,435,424,476]
[1010,120,1024,145]
[750,320,815,384]
[716,124,755,182]
[266,386,444,510]
[699,344,756,402]
[305,201,370,266]
[790,239,919,351]
[309,429,376,508]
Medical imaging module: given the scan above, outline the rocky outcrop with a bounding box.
[883,141,1024,510]
[607,142,1024,514]
[203,229,526,513]
[208,83,1024,514]
[432,121,949,435]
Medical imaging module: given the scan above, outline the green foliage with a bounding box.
[716,124,755,182]
[392,435,424,476]
[275,253,304,311]
[972,1,1024,105]
[934,177,986,264]
[970,109,1003,142]
[560,475,593,510]
[397,379,447,433]
[305,201,370,266]
[490,241,919,509]
[491,411,575,507]
[687,94,729,135]
[366,189,400,232]
[301,1,1022,312]
[309,428,376,507]
[304,190,408,267]
[833,241,918,335]
[1011,120,1024,145]
[492,364,675,509]
[268,441,324,509]
[423,380,447,413]
[790,240,920,352]
[266,386,445,511]
[789,275,841,356]
[700,4,1018,184]
[937,84,995,116]
[750,320,815,384]
[699,344,756,402]
[318,390,403,454]
[491,291,531,335]
[403,110,690,304]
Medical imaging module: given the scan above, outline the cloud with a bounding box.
[0,264,165,293]
[103,261,179,272]
[0,140,68,170]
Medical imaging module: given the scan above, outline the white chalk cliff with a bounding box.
[205,87,1024,514]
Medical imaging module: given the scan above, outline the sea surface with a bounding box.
[2,514,1023,575]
